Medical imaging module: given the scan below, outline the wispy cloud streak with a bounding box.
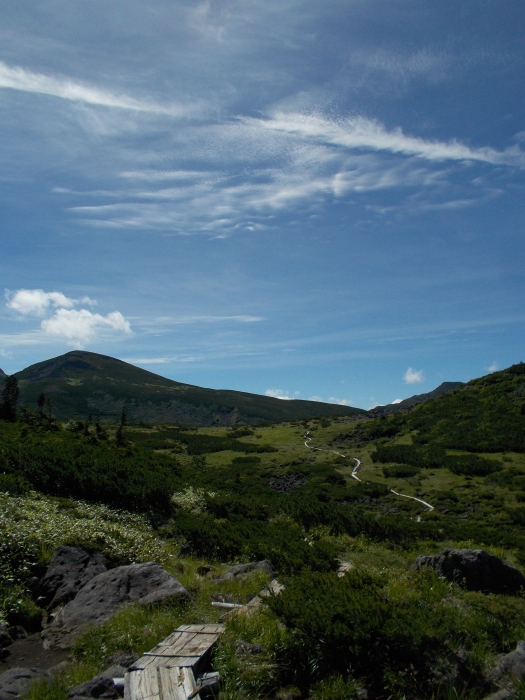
[257,112,525,167]
[0,61,200,116]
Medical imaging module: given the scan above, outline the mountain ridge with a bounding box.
[370,381,465,414]
[8,351,363,425]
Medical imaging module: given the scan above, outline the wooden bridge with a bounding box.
[124,624,224,700]
[124,579,283,700]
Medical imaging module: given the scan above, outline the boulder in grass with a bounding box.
[412,549,525,594]
[212,560,274,583]
[486,640,525,687]
[39,545,107,608]
[68,666,126,700]
[0,668,51,700]
[42,562,189,649]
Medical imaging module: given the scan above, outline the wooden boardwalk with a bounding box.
[124,579,284,699]
[125,624,224,700]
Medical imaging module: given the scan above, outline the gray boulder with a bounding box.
[68,666,126,700]
[412,549,525,594]
[212,560,274,583]
[40,545,107,608]
[0,668,51,700]
[42,562,189,649]
[487,640,525,685]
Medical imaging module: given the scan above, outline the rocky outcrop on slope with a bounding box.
[39,545,107,608]
[42,562,189,649]
[0,668,50,700]
[413,549,525,594]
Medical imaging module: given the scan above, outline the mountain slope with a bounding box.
[10,351,363,425]
[371,381,465,414]
[359,363,525,453]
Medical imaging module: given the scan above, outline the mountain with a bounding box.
[371,381,465,414]
[0,367,6,377]
[8,351,363,425]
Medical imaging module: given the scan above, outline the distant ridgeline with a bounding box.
[370,381,465,415]
[365,362,525,453]
[4,351,363,425]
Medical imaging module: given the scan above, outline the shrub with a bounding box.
[446,455,502,476]
[383,465,421,478]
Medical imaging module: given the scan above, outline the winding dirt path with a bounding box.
[303,430,434,512]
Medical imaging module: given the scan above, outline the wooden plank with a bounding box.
[177,624,224,634]
[147,634,221,658]
[146,633,199,657]
[158,667,199,700]
[126,669,160,700]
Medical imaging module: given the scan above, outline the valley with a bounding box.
[1,361,525,699]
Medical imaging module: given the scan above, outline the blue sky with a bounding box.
[1,0,524,409]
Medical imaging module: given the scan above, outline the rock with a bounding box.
[0,668,51,700]
[412,549,525,594]
[483,691,514,700]
[40,545,107,608]
[42,562,190,649]
[6,629,26,642]
[487,640,525,684]
[106,653,138,669]
[212,560,274,583]
[68,666,126,700]
[0,631,11,650]
[235,641,265,655]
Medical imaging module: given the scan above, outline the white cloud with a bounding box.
[404,367,425,384]
[259,112,525,167]
[265,389,294,400]
[41,309,130,347]
[488,361,498,373]
[328,397,350,406]
[6,289,75,316]
[0,61,201,117]
[391,398,403,404]
[5,288,130,348]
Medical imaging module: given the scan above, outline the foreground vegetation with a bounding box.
[1,362,525,698]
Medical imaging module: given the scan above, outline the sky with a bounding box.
[1,0,524,410]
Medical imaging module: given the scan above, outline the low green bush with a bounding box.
[383,465,421,478]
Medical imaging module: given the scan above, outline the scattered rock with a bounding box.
[212,560,274,583]
[68,666,126,700]
[42,562,190,649]
[337,561,354,578]
[235,641,265,655]
[106,653,138,669]
[40,545,107,608]
[482,691,514,700]
[268,474,307,493]
[487,640,525,685]
[0,667,51,700]
[6,631,25,644]
[412,549,525,594]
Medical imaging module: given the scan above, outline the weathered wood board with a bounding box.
[125,624,225,700]
[125,666,198,700]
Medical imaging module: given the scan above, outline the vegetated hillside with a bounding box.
[378,362,525,452]
[371,380,464,414]
[3,363,525,699]
[8,350,363,425]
